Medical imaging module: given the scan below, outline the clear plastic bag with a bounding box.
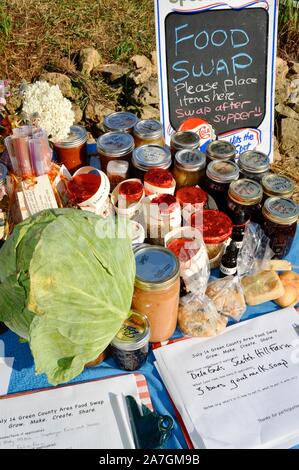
[206,276,247,322]
[237,223,274,278]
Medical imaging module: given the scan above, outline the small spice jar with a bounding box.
[132,145,172,180]
[97,132,135,174]
[227,179,263,226]
[206,140,236,164]
[173,149,206,189]
[204,160,240,213]
[170,131,200,158]
[144,168,176,196]
[103,111,138,134]
[110,311,150,371]
[107,160,129,191]
[132,245,180,342]
[133,119,164,147]
[54,125,88,173]
[262,174,295,202]
[262,197,298,259]
[238,150,270,182]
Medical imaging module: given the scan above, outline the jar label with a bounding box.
[220,265,237,276]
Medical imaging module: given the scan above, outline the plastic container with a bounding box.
[238,150,270,182]
[144,168,176,196]
[204,160,239,213]
[103,111,138,134]
[170,131,200,158]
[133,119,164,147]
[206,140,236,164]
[173,149,206,189]
[97,132,135,174]
[107,160,129,191]
[132,145,172,180]
[54,125,87,173]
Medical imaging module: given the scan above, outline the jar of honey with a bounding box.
[262,174,295,202]
[132,145,172,180]
[170,131,200,158]
[206,140,236,164]
[238,150,270,182]
[97,132,135,173]
[133,119,164,147]
[103,111,138,134]
[173,149,206,189]
[204,160,239,213]
[227,179,263,226]
[132,245,180,342]
[54,125,87,173]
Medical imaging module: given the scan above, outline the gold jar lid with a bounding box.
[171,131,200,150]
[262,197,298,225]
[262,173,295,198]
[175,149,206,172]
[111,311,150,352]
[229,179,263,206]
[134,119,163,140]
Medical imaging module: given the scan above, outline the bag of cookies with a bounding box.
[206,276,246,322]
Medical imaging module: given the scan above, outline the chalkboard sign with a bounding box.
[155,0,278,159]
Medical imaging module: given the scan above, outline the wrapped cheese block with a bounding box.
[241,270,285,306]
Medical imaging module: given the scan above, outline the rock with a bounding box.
[275,103,299,120]
[92,63,129,82]
[134,79,160,107]
[276,57,289,91]
[273,135,282,162]
[72,103,83,123]
[275,78,291,105]
[40,72,73,99]
[130,55,153,85]
[85,99,115,123]
[287,76,299,113]
[140,105,160,120]
[289,61,299,75]
[151,51,158,77]
[79,47,101,76]
[280,118,299,159]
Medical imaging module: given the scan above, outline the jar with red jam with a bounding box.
[144,168,175,196]
[238,150,270,182]
[262,197,298,259]
[132,145,172,181]
[176,186,207,225]
[262,174,295,202]
[145,194,181,245]
[227,179,263,226]
[170,131,200,159]
[204,160,240,213]
[133,119,164,148]
[206,140,236,164]
[103,111,138,134]
[97,132,135,173]
[173,149,206,189]
[54,125,87,173]
[119,179,144,207]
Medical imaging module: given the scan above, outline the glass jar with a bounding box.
[107,160,129,191]
[176,186,207,225]
[206,140,236,164]
[103,111,138,134]
[238,150,270,182]
[132,245,180,342]
[170,131,200,158]
[262,197,298,259]
[262,173,295,202]
[54,125,87,173]
[144,168,175,196]
[173,149,206,189]
[204,160,240,213]
[144,194,181,246]
[110,311,150,371]
[227,179,263,226]
[133,119,164,147]
[132,145,172,181]
[97,132,135,174]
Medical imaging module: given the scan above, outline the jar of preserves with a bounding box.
[144,194,181,246]
[107,160,129,191]
[110,311,150,371]
[133,119,164,147]
[132,245,180,342]
[173,149,206,189]
[54,125,87,173]
[262,174,295,201]
[204,160,240,213]
[238,150,270,182]
[132,145,172,180]
[206,140,236,164]
[97,132,135,173]
[176,186,207,225]
[103,111,138,134]
[170,131,200,158]
[144,168,176,196]
[227,179,263,226]
[262,197,298,259]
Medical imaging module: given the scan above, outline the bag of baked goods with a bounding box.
[178,293,227,337]
[206,276,247,322]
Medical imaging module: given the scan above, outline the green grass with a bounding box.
[279,0,299,29]
[0,5,11,38]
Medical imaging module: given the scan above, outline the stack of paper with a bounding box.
[154,307,299,449]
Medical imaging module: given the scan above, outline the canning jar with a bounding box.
[206,140,236,164]
[262,197,298,258]
[107,160,129,191]
[110,311,150,371]
[238,150,270,182]
[144,194,181,246]
[133,119,164,147]
[103,111,138,134]
[97,132,135,173]
[173,149,206,189]
[204,160,240,213]
[132,145,172,181]
[54,125,87,173]
[176,186,207,225]
[144,168,176,195]
[262,173,295,202]
[170,131,200,158]
[132,245,180,342]
[227,179,263,226]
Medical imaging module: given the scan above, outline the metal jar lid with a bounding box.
[0,163,8,186]
[134,244,180,291]
[104,111,138,133]
[262,197,298,225]
[175,149,206,172]
[229,179,263,206]
[132,145,171,171]
[206,160,240,184]
[111,311,150,352]
[206,140,236,161]
[54,125,87,148]
[171,131,200,150]
[262,173,295,198]
[97,132,135,157]
[239,150,270,174]
[134,119,163,140]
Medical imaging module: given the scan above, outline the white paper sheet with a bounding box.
[0,357,14,397]
[0,374,138,449]
[154,307,299,449]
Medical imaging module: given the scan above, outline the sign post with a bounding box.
[155,0,278,159]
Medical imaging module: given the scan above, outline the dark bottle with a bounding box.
[220,240,239,277]
[231,225,247,249]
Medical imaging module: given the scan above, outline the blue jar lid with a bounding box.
[134,245,179,290]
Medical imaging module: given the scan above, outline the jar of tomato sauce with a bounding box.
[132,245,180,342]
[54,125,87,173]
[170,131,200,159]
[238,150,270,182]
[132,145,172,180]
[206,140,236,164]
[103,111,138,134]
[173,149,206,189]
[97,132,135,173]
[227,179,263,226]
[204,160,239,213]
[133,119,164,148]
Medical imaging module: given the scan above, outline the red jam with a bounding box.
[67,173,101,204]
[144,168,174,188]
[119,180,144,204]
[167,237,199,262]
[192,209,233,244]
[151,194,178,214]
[176,186,207,207]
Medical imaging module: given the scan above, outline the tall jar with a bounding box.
[97,132,135,174]
[133,119,164,148]
[204,160,240,213]
[227,179,263,226]
[132,145,172,181]
[262,197,298,259]
[132,245,180,342]
[173,149,206,189]
[170,131,200,159]
[262,174,295,202]
[238,150,270,182]
[206,140,236,164]
[54,125,87,173]
[103,111,138,134]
